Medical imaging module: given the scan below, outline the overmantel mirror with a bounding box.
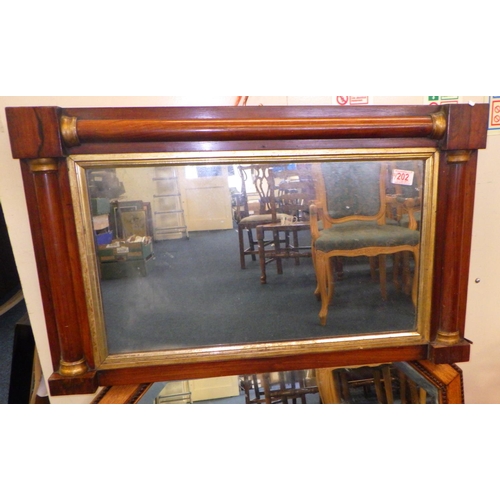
[6,104,489,396]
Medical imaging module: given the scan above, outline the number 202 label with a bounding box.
[391,169,414,186]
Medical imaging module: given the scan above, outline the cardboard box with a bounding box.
[124,236,153,260]
[97,236,153,262]
[92,214,109,231]
[91,198,111,216]
[100,254,155,280]
[98,241,128,262]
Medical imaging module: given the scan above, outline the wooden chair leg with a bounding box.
[241,376,252,403]
[373,369,386,403]
[278,372,288,404]
[257,226,267,284]
[378,255,387,300]
[408,379,420,403]
[273,229,283,275]
[297,371,308,404]
[247,228,257,261]
[381,365,394,404]
[316,254,330,326]
[419,388,427,404]
[261,373,273,404]
[398,371,408,404]
[339,371,351,403]
[288,371,306,404]
[242,375,267,404]
[238,226,246,269]
[316,368,342,404]
[238,225,258,269]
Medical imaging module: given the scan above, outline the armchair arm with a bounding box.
[309,203,321,241]
[385,194,421,230]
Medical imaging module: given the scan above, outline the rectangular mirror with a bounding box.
[68,148,437,367]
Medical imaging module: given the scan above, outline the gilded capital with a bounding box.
[447,150,471,164]
[436,329,460,345]
[59,358,88,377]
[60,115,80,147]
[430,111,447,139]
[28,158,59,173]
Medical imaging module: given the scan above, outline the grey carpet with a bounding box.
[0,287,27,404]
[101,229,416,354]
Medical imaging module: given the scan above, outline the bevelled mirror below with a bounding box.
[70,150,437,356]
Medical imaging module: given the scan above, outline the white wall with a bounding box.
[0,96,497,403]
[460,134,500,403]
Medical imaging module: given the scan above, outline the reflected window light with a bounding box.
[185,166,198,179]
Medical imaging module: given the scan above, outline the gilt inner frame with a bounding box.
[67,147,439,370]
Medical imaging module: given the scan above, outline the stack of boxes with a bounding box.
[91,195,154,280]
[91,198,112,245]
[97,235,154,280]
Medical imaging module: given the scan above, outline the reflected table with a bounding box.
[256,222,312,284]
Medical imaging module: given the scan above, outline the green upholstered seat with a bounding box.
[315,222,420,252]
[239,213,285,224]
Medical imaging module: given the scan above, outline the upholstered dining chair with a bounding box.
[310,161,420,326]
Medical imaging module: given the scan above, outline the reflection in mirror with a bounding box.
[80,156,429,355]
[135,363,440,404]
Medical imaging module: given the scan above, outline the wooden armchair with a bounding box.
[310,161,420,326]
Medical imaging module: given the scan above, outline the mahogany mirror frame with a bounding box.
[6,103,489,396]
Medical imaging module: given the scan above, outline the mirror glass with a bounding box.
[71,151,435,356]
[138,364,440,404]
